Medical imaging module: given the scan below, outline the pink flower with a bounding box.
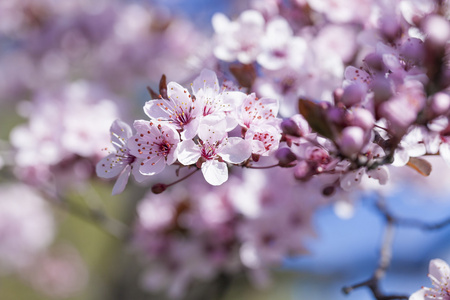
[96,120,145,195]
[128,120,180,176]
[191,69,246,131]
[238,93,279,129]
[177,124,251,186]
[245,124,281,156]
[257,17,307,70]
[212,10,265,64]
[144,82,201,140]
[410,258,450,300]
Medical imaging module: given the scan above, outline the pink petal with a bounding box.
[177,140,201,165]
[96,154,127,179]
[131,160,149,183]
[112,165,132,195]
[201,160,228,186]
[409,289,426,300]
[429,258,450,283]
[110,120,132,151]
[180,117,200,140]
[167,82,191,105]
[192,69,219,96]
[143,100,172,120]
[140,156,166,176]
[340,168,365,191]
[198,123,226,144]
[367,166,389,185]
[440,143,450,165]
[220,137,252,163]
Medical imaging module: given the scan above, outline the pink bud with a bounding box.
[281,118,302,137]
[333,87,344,104]
[341,83,366,107]
[379,16,402,41]
[151,183,167,194]
[351,108,375,131]
[275,148,297,166]
[422,14,450,48]
[364,53,384,72]
[294,160,311,181]
[339,126,365,157]
[431,92,450,115]
[371,76,393,104]
[400,38,425,64]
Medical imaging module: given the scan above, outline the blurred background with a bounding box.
[1,0,449,299]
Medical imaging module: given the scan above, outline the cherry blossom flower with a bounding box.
[238,93,279,130]
[257,17,307,70]
[144,82,201,140]
[410,258,450,300]
[191,69,246,131]
[96,120,146,195]
[177,124,251,185]
[128,120,180,176]
[212,10,265,64]
[245,124,281,156]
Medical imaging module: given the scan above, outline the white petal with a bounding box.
[440,143,450,165]
[177,140,201,165]
[167,82,191,105]
[180,117,200,140]
[340,168,365,191]
[212,13,230,34]
[96,154,127,179]
[367,166,389,185]
[220,138,252,163]
[131,160,150,183]
[409,289,426,300]
[112,165,132,195]
[110,120,132,150]
[429,258,450,283]
[140,156,166,176]
[143,100,171,120]
[198,123,226,144]
[222,91,247,108]
[201,160,228,186]
[192,69,219,96]
[392,148,409,167]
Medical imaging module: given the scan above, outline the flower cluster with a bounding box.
[91,0,450,297]
[98,69,283,190]
[2,0,450,298]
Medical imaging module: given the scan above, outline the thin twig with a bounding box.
[342,198,409,300]
[39,184,128,239]
[244,163,280,169]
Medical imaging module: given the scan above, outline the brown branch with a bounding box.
[342,198,409,300]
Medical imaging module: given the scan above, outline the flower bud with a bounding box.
[400,37,424,64]
[351,108,375,131]
[294,160,311,181]
[341,83,366,107]
[339,126,365,157]
[431,92,450,115]
[422,14,450,49]
[322,185,335,196]
[371,76,392,104]
[333,87,344,104]
[364,53,384,72]
[151,183,167,194]
[275,148,297,166]
[281,118,302,137]
[379,16,402,42]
